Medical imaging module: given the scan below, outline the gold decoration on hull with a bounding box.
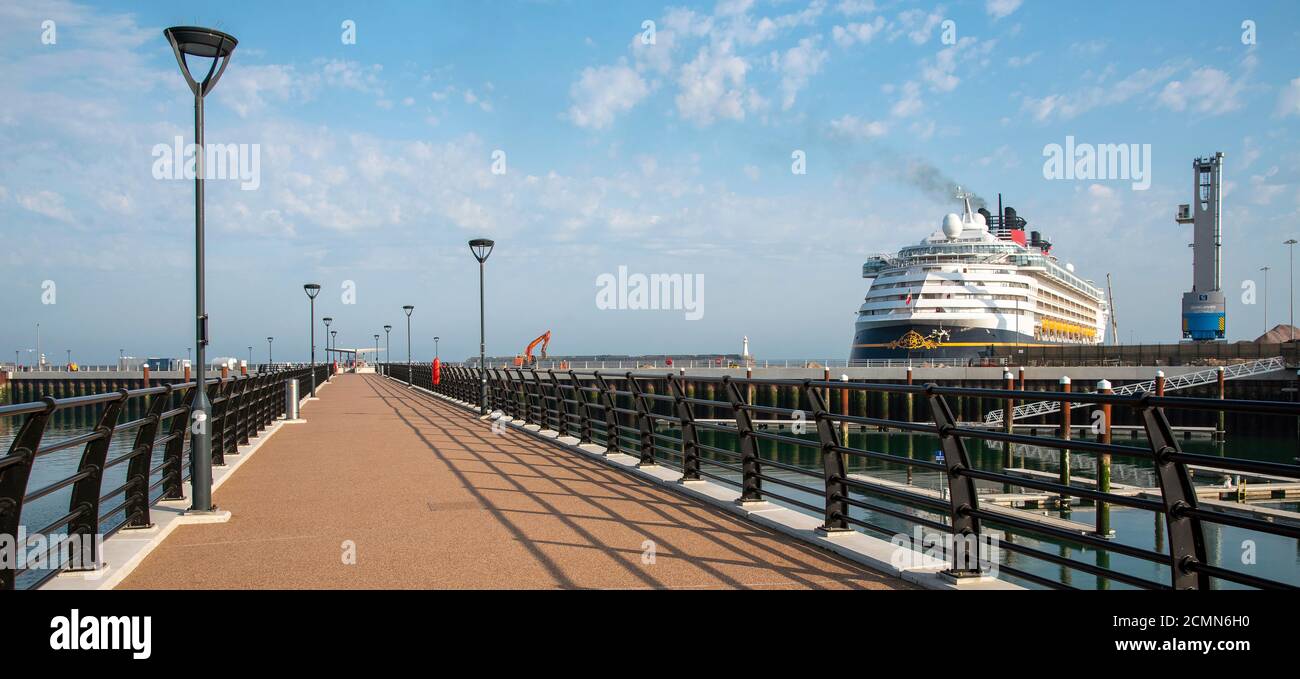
[885,329,950,350]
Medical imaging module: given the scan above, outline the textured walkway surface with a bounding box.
[119,374,908,590]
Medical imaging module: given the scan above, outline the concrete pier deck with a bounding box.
[118,373,908,590]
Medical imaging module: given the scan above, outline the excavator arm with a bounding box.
[523,331,551,365]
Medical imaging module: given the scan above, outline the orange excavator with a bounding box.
[514,331,551,367]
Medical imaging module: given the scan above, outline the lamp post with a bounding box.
[323,316,333,372]
[247,346,252,371]
[403,306,414,386]
[331,330,338,371]
[469,238,495,411]
[165,25,237,514]
[304,283,321,396]
[1261,266,1271,336]
[434,336,440,360]
[1287,239,1297,342]
[384,325,392,375]
[374,334,380,370]
[267,336,273,370]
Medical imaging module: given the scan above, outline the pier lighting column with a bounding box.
[384,325,392,374]
[434,336,440,360]
[469,238,495,412]
[164,26,237,514]
[374,334,380,369]
[403,306,415,386]
[323,317,333,373]
[1286,239,1297,341]
[267,337,273,370]
[1260,266,1271,335]
[304,284,321,396]
[330,330,337,373]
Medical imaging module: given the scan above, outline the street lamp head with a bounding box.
[163,26,237,97]
[267,337,273,342]
[403,305,415,317]
[384,325,392,332]
[323,316,333,327]
[1287,239,1298,246]
[303,283,321,299]
[469,238,495,263]
[434,336,440,341]
[331,330,337,338]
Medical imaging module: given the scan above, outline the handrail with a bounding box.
[0,364,327,590]
[381,362,1300,591]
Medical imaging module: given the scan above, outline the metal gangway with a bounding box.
[983,356,1287,425]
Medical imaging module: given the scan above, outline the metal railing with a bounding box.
[0,365,327,590]
[387,363,1300,590]
[985,357,1287,424]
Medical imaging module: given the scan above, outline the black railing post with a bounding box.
[1140,402,1209,590]
[594,371,620,455]
[125,386,174,529]
[723,376,763,504]
[530,370,550,429]
[212,378,231,466]
[514,369,533,424]
[65,390,127,572]
[548,370,570,438]
[804,380,851,534]
[570,371,593,444]
[161,386,198,500]
[926,385,982,569]
[668,373,700,482]
[0,397,55,590]
[626,373,657,467]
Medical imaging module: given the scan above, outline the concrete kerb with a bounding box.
[40,378,325,591]
[393,377,1023,591]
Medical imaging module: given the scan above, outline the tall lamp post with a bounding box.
[267,336,274,370]
[384,324,392,375]
[434,336,440,360]
[469,238,495,411]
[323,316,333,374]
[247,345,252,371]
[304,283,321,396]
[1287,239,1297,342]
[165,25,237,514]
[403,306,414,386]
[374,334,380,370]
[1260,266,1271,336]
[331,330,338,370]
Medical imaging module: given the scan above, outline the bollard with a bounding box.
[240,360,248,377]
[1059,375,1071,511]
[1155,369,1165,397]
[1096,379,1114,537]
[284,378,300,421]
[1018,366,1026,391]
[142,365,151,388]
[221,365,229,380]
[184,363,191,382]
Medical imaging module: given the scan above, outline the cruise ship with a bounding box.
[850,191,1108,362]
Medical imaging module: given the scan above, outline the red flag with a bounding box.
[432,357,442,385]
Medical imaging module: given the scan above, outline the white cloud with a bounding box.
[893,9,943,45]
[829,114,888,140]
[986,0,1023,19]
[1157,68,1245,115]
[891,81,924,117]
[565,64,650,130]
[17,190,73,222]
[831,16,886,47]
[921,37,996,92]
[675,45,753,125]
[1021,64,1179,122]
[770,37,828,110]
[1276,77,1300,118]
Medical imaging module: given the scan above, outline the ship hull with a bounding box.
[850,321,1074,361]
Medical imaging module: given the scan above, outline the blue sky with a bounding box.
[2,0,1299,364]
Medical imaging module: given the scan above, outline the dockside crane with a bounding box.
[1107,273,1119,345]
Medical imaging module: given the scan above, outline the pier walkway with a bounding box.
[118,373,906,590]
